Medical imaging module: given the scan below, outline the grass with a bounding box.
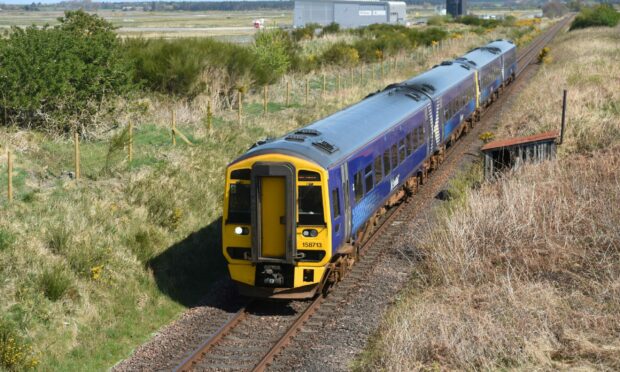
[0,21,548,370]
[356,24,620,371]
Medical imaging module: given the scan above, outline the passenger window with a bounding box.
[354,171,364,202]
[391,144,398,170]
[364,165,373,194]
[383,149,391,175]
[399,139,406,163]
[298,186,325,225]
[406,133,412,156]
[332,188,340,218]
[374,156,383,185]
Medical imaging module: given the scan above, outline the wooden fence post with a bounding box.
[207,98,213,132]
[74,131,80,180]
[372,64,375,80]
[171,109,176,146]
[305,78,309,105]
[360,65,364,84]
[322,74,326,98]
[286,80,290,107]
[7,149,12,202]
[337,74,341,96]
[238,90,242,125]
[128,121,133,164]
[263,85,268,115]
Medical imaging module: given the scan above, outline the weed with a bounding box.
[47,226,71,255]
[0,319,39,370]
[0,229,15,252]
[38,266,72,302]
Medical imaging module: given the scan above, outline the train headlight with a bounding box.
[302,229,318,237]
[234,226,249,235]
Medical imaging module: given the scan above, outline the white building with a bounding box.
[294,0,407,28]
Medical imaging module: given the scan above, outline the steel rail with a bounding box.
[174,306,249,372]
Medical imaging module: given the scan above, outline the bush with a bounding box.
[570,4,620,31]
[0,319,38,370]
[320,42,360,67]
[320,22,340,36]
[0,10,134,135]
[253,29,298,85]
[38,266,72,301]
[292,23,320,41]
[427,15,452,26]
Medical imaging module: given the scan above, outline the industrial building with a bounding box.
[294,0,407,29]
[446,0,466,18]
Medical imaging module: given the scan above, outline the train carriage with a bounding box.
[222,39,517,299]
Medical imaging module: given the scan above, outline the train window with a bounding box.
[298,170,320,181]
[399,139,406,163]
[364,165,373,194]
[332,188,340,218]
[231,169,251,180]
[374,156,383,185]
[354,171,364,202]
[418,127,424,148]
[298,186,325,225]
[391,144,398,170]
[227,183,251,224]
[406,133,412,156]
[383,150,391,175]
[410,130,417,150]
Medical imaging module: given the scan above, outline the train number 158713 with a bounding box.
[301,242,322,248]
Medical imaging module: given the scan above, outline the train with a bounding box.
[222,39,517,299]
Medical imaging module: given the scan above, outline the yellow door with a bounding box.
[260,176,286,258]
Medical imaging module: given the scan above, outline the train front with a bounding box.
[222,153,332,299]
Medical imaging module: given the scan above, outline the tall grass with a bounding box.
[356,24,620,372]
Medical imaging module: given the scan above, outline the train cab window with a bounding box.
[374,156,383,185]
[391,144,398,170]
[398,139,406,164]
[383,149,391,175]
[228,183,251,224]
[406,133,413,156]
[364,165,373,194]
[354,171,364,202]
[331,188,340,218]
[231,169,251,180]
[298,186,325,225]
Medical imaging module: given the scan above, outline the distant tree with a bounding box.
[253,29,298,85]
[570,4,620,30]
[543,1,568,18]
[0,10,134,134]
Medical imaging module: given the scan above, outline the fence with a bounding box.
[1,40,458,205]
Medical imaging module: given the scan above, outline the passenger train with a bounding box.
[222,39,517,298]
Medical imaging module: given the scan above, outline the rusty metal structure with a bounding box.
[481,130,559,179]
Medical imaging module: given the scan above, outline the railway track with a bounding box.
[173,16,573,372]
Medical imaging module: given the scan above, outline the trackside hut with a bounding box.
[294,0,407,28]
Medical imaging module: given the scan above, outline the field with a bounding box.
[356,24,620,371]
[0,12,553,369]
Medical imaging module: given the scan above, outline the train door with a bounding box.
[340,163,352,242]
[329,167,345,252]
[251,162,296,263]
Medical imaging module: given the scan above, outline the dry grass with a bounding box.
[356,25,620,371]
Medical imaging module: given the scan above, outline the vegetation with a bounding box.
[0,11,548,369]
[357,23,620,371]
[0,10,133,135]
[570,4,620,30]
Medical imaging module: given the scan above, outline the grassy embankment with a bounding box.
[0,21,547,370]
[356,25,620,371]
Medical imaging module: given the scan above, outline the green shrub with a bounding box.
[320,22,340,36]
[0,229,15,251]
[0,319,38,370]
[0,10,134,134]
[320,42,360,67]
[38,266,72,301]
[253,29,298,85]
[570,4,620,31]
[292,23,320,41]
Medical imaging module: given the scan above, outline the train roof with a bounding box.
[231,88,430,169]
[402,61,476,99]
[457,39,516,69]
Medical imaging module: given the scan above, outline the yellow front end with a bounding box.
[223,154,332,299]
